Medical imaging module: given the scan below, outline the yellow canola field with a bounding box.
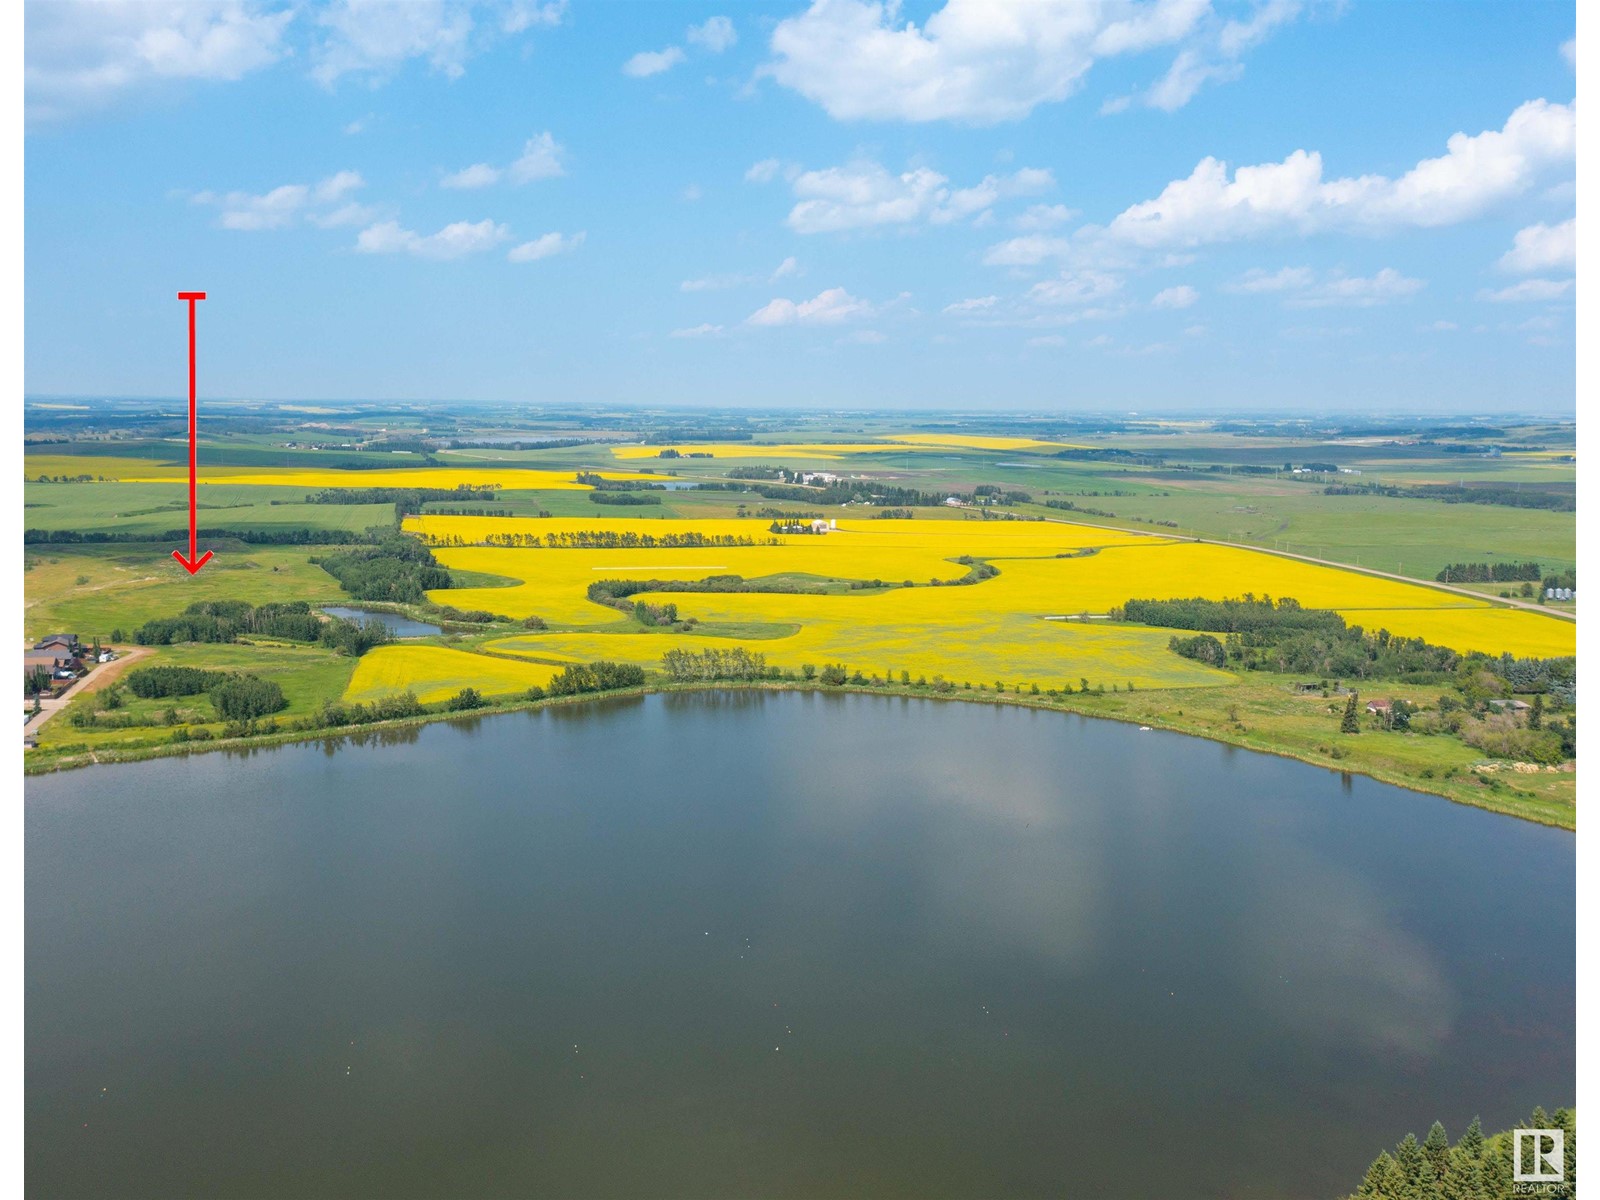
[879,433,1088,452]
[346,644,561,704]
[606,435,1087,460]
[387,515,1574,690]
[608,442,951,461]
[26,455,654,491]
[483,617,1225,691]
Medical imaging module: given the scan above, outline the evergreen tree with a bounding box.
[1423,1121,1451,1182]
[1444,1118,1486,1200]
[1395,1134,1425,1194]
[1416,1156,1440,1198]
[1530,693,1544,729]
[1341,692,1361,733]
[1354,1151,1406,1199]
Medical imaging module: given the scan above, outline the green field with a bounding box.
[24,543,349,640]
[34,641,360,752]
[25,480,394,535]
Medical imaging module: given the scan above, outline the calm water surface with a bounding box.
[26,693,1574,1199]
[318,605,442,638]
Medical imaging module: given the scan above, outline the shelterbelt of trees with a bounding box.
[1124,595,1577,763]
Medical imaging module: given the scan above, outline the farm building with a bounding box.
[25,650,76,681]
[34,633,80,655]
[1365,699,1393,715]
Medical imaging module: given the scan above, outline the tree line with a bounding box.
[1340,1106,1574,1200]
[417,529,772,549]
[124,600,392,657]
[317,534,453,603]
[1435,562,1542,583]
[533,661,646,698]
[589,492,662,505]
[660,647,772,682]
[24,526,378,546]
[1321,480,1574,512]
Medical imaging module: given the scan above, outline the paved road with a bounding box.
[24,647,153,744]
[1040,518,1577,621]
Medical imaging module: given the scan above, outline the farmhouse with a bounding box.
[34,633,79,655]
[1364,699,1393,715]
[24,649,76,680]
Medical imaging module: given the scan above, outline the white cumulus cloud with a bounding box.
[1478,278,1574,303]
[786,160,1052,233]
[764,0,1211,124]
[1151,284,1198,309]
[982,235,1074,266]
[441,162,502,189]
[312,0,477,85]
[192,170,371,231]
[623,46,686,77]
[1498,218,1575,273]
[355,217,510,259]
[745,158,782,183]
[26,0,293,121]
[1105,0,1303,114]
[442,131,566,189]
[508,230,584,262]
[1104,98,1576,247]
[1226,266,1423,306]
[747,286,875,326]
[1288,268,1424,308]
[687,15,737,53]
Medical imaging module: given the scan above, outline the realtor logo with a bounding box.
[1513,1128,1565,1183]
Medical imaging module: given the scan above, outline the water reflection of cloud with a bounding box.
[750,696,1108,972]
[1234,848,1456,1057]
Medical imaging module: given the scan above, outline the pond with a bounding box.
[319,605,442,638]
[25,692,1573,1198]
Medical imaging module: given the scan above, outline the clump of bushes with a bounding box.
[546,661,646,696]
[209,674,287,721]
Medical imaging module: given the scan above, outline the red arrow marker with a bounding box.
[173,291,212,575]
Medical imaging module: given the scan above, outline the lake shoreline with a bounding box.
[23,679,1577,830]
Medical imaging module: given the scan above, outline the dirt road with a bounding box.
[1040,518,1577,621]
[24,647,153,743]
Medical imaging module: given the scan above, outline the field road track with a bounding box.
[24,646,154,744]
[1038,518,1577,622]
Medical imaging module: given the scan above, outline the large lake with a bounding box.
[26,692,1574,1199]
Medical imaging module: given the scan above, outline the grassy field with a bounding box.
[25,481,394,535]
[23,543,349,640]
[25,455,657,491]
[1029,478,1577,580]
[34,640,360,752]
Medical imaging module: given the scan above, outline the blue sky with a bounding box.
[24,0,1577,412]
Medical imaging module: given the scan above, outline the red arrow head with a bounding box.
[172,549,214,575]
